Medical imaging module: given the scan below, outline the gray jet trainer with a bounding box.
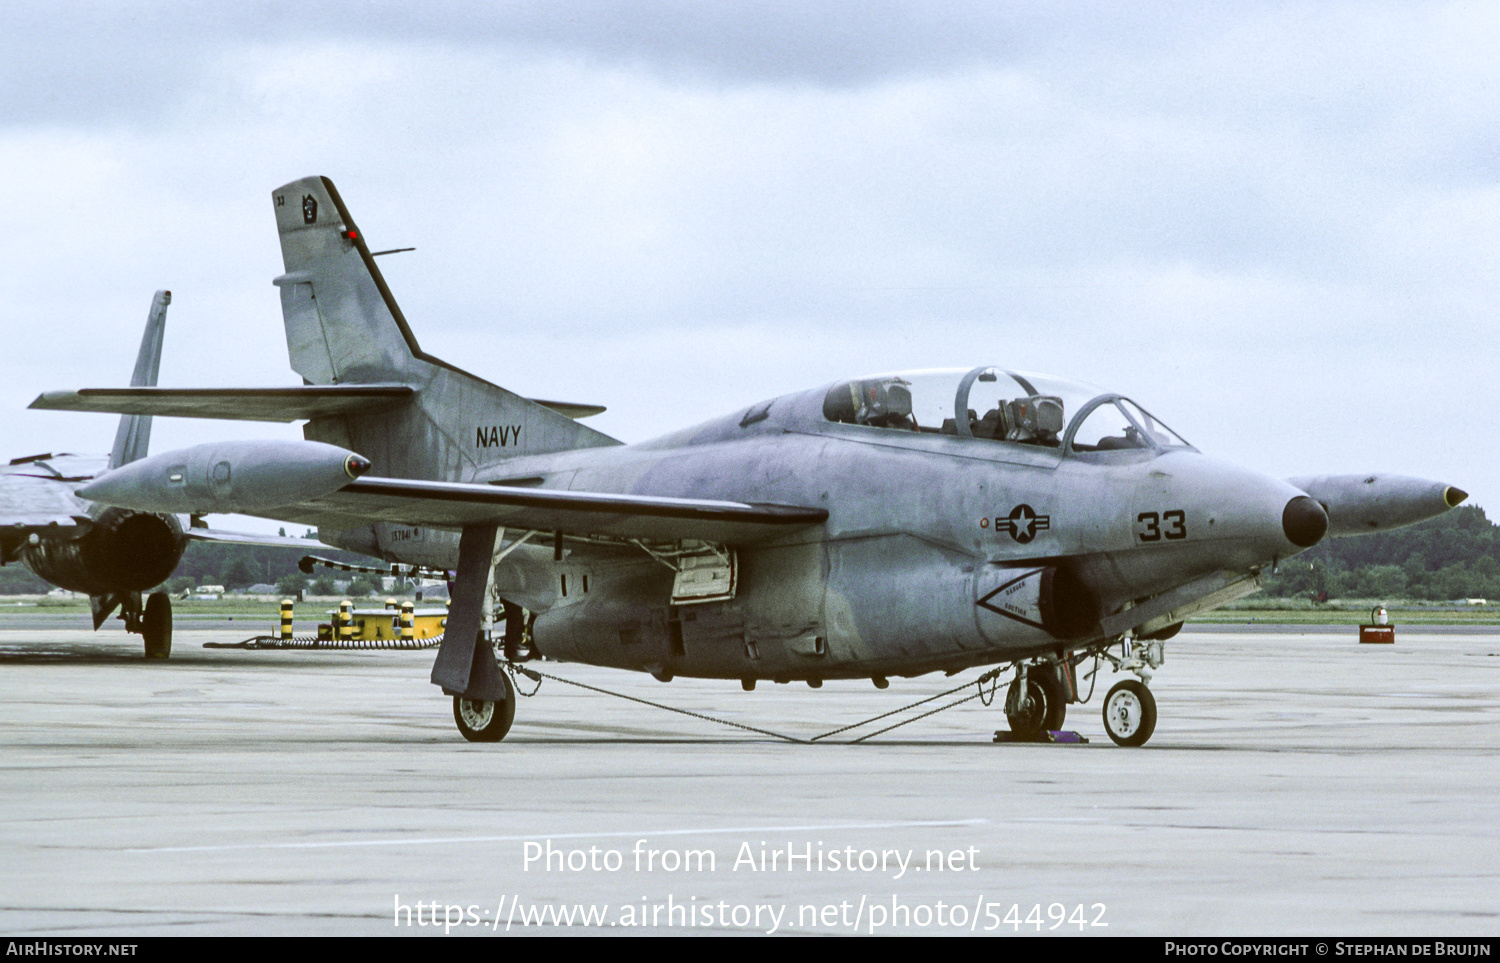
[36,176,1468,746]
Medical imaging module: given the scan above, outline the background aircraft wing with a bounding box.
[0,470,90,535]
[0,456,102,538]
[265,476,828,544]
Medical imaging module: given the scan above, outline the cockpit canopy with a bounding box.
[822,367,1190,454]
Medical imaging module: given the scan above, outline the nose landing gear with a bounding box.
[1101,678,1156,747]
[1089,637,1164,746]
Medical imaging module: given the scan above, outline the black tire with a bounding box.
[143,592,172,660]
[1006,672,1067,739]
[452,671,516,743]
[1102,679,1157,747]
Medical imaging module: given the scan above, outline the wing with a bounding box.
[30,386,605,422]
[0,473,90,534]
[257,476,829,544]
[0,456,102,537]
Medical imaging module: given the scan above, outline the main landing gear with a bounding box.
[1004,662,1070,740]
[111,590,172,659]
[141,592,172,659]
[453,618,537,742]
[454,667,516,742]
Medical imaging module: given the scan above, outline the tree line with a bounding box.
[1262,504,1498,601]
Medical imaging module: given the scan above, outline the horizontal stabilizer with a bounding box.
[275,476,828,545]
[31,385,414,422]
[531,399,606,420]
[31,387,604,422]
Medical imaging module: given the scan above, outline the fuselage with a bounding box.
[335,368,1321,681]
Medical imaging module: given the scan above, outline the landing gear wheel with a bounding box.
[1006,672,1067,739]
[142,592,171,660]
[1102,679,1156,747]
[452,670,516,743]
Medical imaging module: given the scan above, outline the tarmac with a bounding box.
[1,617,1497,937]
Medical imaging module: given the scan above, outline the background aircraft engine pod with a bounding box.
[976,563,1101,644]
[20,507,185,596]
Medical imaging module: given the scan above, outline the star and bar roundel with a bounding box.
[991,503,1050,544]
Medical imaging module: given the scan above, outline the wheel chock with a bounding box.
[992,729,1089,744]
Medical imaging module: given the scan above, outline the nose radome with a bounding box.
[1282,495,1328,548]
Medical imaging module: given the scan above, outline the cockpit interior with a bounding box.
[822,366,1190,455]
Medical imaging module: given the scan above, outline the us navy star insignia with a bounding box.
[1001,503,1050,544]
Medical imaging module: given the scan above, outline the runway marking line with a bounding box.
[125,818,989,854]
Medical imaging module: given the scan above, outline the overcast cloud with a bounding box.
[2,1,1495,525]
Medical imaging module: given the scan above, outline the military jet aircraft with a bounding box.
[3,291,360,658]
[35,176,1467,746]
[2,291,186,656]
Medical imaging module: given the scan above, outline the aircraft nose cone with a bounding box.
[344,454,372,478]
[1445,486,1469,508]
[1282,495,1328,548]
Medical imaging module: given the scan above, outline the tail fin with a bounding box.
[270,176,617,481]
[108,290,170,469]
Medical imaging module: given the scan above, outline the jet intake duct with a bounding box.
[1038,565,1101,640]
[976,562,1101,644]
[21,508,185,596]
[1281,495,1329,548]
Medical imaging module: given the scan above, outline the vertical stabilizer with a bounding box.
[108,290,170,469]
[269,177,618,483]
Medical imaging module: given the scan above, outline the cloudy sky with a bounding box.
[3,1,1496,524]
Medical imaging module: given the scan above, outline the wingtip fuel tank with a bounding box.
[76,440,370,514]
[1287,474,1466,538]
